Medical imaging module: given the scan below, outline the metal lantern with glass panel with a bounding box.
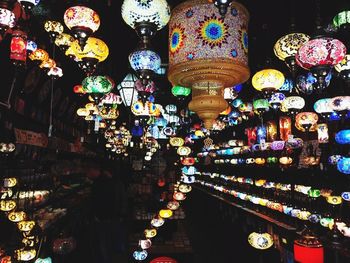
[64,6,100,49]
[121,0,170,46]
[117,73,139,107]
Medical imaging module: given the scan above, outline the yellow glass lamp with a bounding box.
[179,184,192,193]
[144,228,157,239]
[44,20,64,40]
[15,248,36,261]
[169,137,184,147]
[17,220,35,232]
[70,37,109,62]
[255,158,266,165]
[326,196,342,205]
[76,108,89,117]
[159,209,173,219]
[0,200,16,211]
[177,146,191,156]
[29,49,49,62]
[279,157,293,165]
[8,211,26,222]
[252,69,285,96]
[4,177,17,187]
[39,58,56,70]
[248,232,274,250]
[55,33,75,52]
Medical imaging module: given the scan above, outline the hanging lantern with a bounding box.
[169,137,184,147]
[266,121,277,141]
[274,33,310,74]
[167,200,180,210]
[256,125,267,144]
[117,73,138,107]
[67,37,109,75]
[10,29,27,67]
[82,75,114,101]
[173,191,186,201]
[121,0,170,45]
[29,49,49,63]
[252,69,285,97]
[17,220,35,232]
[101,93,122,109]
[18,0,40,12]
[294,229,324,263]
[133,250,148,261]
[8,211,26,222]
[73,85,86,95]
[335,130,350,144]
[159,209,173,219]
[296,38,346,91]
[330,96,350,112]
[44,20,64,41]
[0,8,15,36]
[39,58,56,70]
[333,10,350,30]
[0,200,16,211]
[55,33,74,53]
[317,124,329,144]
[248,232,274,250]
[253,99,269,116]
[314,98,333,119]
[144,228,157,238]
[335,54,350,83]
[295,112,318,132]
[171,85,191,98]
[139,239,152,250]
[64,6,100,49]
[129,48,161,83]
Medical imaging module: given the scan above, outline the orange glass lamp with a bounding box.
[29,49,49,63]
[159,209,173,219]
[294,229,324,263]
[39,58,56,71]
[295,112,318,132]
[252,69,285,97]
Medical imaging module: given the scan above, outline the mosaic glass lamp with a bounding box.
[55,33,74,52]
[335,54,350,83]
[296,72,332,95]
[64,6,100,49]
[333,10,350,30]
[335,130,350,144]
[10,29,27,67]
[129,48,161,83]
[44,20,64,41]
[248,232,274,250]
[252,69,285,97]
[283,96,305,118]
[268,92,285,110]
[121,0,170,45]
[82,76,114,102]
[337,157,350,174]
[0,8,15,36]
[274,33,310,74]
[295,112,318,132]
[171,85,191,98]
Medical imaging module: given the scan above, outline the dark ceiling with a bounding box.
[0,0,349,132]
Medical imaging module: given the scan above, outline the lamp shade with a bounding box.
[296,38,346,70]
[294,232,324,263]
[253,99,269,111]
[0,8,15,32]
[64,6,100,32]
[121,0,170,31]
[283,96,305,110]
[296,72,332,94]
[274,33,310,61]
[248,232,274,250]
[313,98,333,114]
[168,0,250,88]
[26,40,37,53]
[129,49,161,77]
[82,76,114,94]
[333,10,350,29]
[44,20,64,38]
[117,73,139,107]
[335,130,350,144]
[268,92,285,108]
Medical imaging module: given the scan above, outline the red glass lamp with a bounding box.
[10,29,27,67]
[294,228,324,263]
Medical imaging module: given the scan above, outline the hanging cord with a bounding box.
[48,45,56,137]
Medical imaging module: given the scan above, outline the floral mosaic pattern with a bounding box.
[296,38,346,69]
[129,49,161,73]
[64,6,100,32]
[168,1,249,66]
[169,23,186,55]
[196,14,230,48]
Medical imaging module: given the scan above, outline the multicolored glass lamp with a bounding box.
[274,33,310,75]
[252,69,285,97]
[335,54,350,84]
[296,72,332,95]
[268,92,285,110]
[283,96,305,118]
[0,7,15,36]
[121,0,170,46]
[129,48,161,84]
[296,37,346,92]
[18,0,40,12]
[29,49,49,64]
[44,20,64,42]
[335,130,350,145]
[64,6,100,49]
[82,75,114,102]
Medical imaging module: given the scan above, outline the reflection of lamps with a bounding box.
[44,20,64,42]
[129,48,161,84]
[121,0,170,46]
[274,33,310,75]
[64,6,100,49]
[252,69,285,98]
[117,73,138,107]
[294,228,324,263]
[0,8,15,36]
[296,38,346,92]
[55,33,74,52]
[296,72,332,95]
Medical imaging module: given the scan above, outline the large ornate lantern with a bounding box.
[121,0,170,45]
[296,37,346,91]
[64,6,100,49]
[274,33,310,74]
[168,0,250,128]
